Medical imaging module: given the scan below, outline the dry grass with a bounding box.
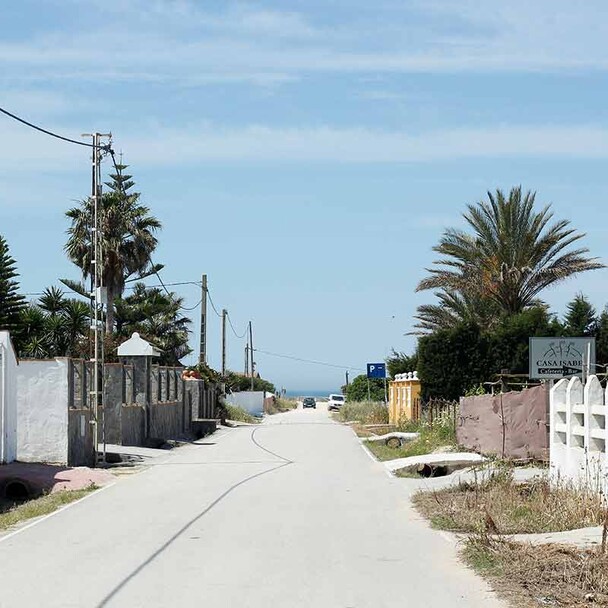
[414,467,606,534]
[265,398,297,415]
[225,404,260,424]
[463,535,608,607]
[0,485,98,532]
[335,401,389,426]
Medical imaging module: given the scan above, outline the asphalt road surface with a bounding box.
[0,403,505,607]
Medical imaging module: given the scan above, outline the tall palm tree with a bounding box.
[416,187,604,326]
[412,289,500,334]
[64,164,162,333]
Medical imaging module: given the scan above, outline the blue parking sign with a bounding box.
[367,363,386,379]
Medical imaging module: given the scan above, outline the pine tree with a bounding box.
[564,293,597,336]
[0,235,25,335]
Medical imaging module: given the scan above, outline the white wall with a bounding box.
[550,375,608,493]
[0,331,18,463]
[226,391,265,416]
[17,358,69,464]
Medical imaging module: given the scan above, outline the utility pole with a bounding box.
[249,321,254,390]
[345,371,349,388]
[221,309,227,375]
[84,131,111,463]
[198,274,207,365]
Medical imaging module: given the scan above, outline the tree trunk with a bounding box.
[105,285,115,334]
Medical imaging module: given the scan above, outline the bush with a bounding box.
[225,404,259,424]
[336,401,389,425]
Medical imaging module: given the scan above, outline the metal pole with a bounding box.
[345,370,349,387]
[249,321,254,390]
[221,309,227,375]
[199,274,207,365]
[367,378,371,402]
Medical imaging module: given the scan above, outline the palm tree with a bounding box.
[115,283,192,365]
[64,164,162,333]
[18,287,90,358]
[412,289,500,334]
[416,187,604,327]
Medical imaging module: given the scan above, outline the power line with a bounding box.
[254,348,364,371]
[125,281,201,290]
[180,298,203,311]
[206,288,223,318]
[226,312,248,339]
[0,106,110,150]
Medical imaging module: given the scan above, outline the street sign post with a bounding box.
[529,337,595,380]
[366,363,387,403]
[366,363,386,379]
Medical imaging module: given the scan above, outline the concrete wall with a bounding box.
[0,331,18,463]
[226,391,265,416]
[68,408,95,467]
[149,402,183,440]
[457,384,549,461]
[17,358,69,464]
[121,405,145,446]
[550,375,608,493]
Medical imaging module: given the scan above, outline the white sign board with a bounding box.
[529,337,595,379]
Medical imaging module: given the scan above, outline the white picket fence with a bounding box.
[550,375,608,492]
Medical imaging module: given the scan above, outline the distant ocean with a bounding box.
[284,389,337,398]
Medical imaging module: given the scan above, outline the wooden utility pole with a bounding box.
[198,274,207,365]
[221,309,227,375]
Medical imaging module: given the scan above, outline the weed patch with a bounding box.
[364,419,458,462]
[0,485,98,532]
[225,404,260,424]
[463,535,608,607]
[265,398,297,415]
[336,402,389,425]
[414,468,605,534]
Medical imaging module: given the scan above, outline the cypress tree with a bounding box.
[0,235,25,334]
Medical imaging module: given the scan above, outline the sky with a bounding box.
[2,0,608,393]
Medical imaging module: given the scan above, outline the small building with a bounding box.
[389,372,421,425]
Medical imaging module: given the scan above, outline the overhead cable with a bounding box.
[0,106,110,150]
[227,313,248,339]
[254,348,364,371]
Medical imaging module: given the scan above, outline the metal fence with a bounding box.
[413,398,459,431]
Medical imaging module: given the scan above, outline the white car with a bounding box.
[327,394,346,411]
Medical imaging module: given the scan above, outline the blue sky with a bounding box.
[1,0,608,392]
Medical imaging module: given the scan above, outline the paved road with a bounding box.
[0,404,504,607]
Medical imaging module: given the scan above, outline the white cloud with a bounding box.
[2,1,608,88]
[116,123,608,165]
[3,121,608,170]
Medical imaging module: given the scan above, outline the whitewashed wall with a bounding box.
[17,358,69,464]
[550,375,608,492]
[225,391,265,416]
[0,331,18,463]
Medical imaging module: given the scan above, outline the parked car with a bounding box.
[302,397,317,409]
[327,394,345,411]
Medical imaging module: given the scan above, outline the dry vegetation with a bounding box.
[265,398,297,415]
[463,535,608,607]
[413,467,605,535]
